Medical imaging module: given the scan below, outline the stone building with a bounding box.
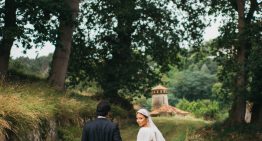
[151,85,169,110]
[151,85,189,117]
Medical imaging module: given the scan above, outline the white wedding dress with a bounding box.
[137,127,156,141]
[136,109,166,141]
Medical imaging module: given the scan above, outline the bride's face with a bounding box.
[136,113,148,127]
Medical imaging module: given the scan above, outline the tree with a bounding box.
[250,44,262,125]
[211,82,232,106]
[178,40,218,74]
[14,0,80,90]
[209,0,262,125]
[0,0,58,79]
[0,0,17,78]
[48,0,80,90]
[68,0,207,109]
[1,0,80,90]
[9,54,52,78]
[168,70,217,101]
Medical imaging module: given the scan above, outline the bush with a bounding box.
[132,95,152,110]
[168,94,179,106]
[176,99,220,120]
[169,70,217,101]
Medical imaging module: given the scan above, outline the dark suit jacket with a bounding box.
[81,118,122,141]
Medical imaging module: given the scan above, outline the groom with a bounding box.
[81,100,122,141]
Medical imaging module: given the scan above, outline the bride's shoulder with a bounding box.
[137,127,155,140]
[139,127,154,133]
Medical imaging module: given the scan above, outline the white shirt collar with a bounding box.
[97,116,107,118]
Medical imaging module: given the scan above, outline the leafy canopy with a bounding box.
[68,0,208,99]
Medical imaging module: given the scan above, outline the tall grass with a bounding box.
[0,80,99,140]
[188,122,262,141]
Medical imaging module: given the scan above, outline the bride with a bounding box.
[136,108,165,141]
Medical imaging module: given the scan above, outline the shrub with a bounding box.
[176,99,220,120]
[132,95,152,110]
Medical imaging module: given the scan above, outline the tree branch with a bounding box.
[246,0,258,23]
[230,0,238,11]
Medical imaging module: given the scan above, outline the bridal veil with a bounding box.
[137,109,165,141]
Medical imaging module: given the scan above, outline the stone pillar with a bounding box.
[151,85,168,110]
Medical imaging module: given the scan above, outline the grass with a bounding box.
[0,79,99,140]
[0,79,226,141]
[189,122,262,141]
[57,125,83,141]
[2,77,210,141]
[1,74,261,141]
[121,116,209,141]
[0,76,129,141]
[120,116,262,141]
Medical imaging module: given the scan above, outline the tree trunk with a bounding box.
[250,45,262,126]
[0,0,16,78]
[103,87,133,111]
[100,0,135,111]
[251,103,262,126]
[228,0,247,124]
[229,96,246,124]
[48,0,79,90]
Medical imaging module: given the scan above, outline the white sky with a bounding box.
[10,42,55,59]
[10,22,220,59]
[203,20,220,42]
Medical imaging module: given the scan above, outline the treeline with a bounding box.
[0,0,261,127]
[167,42,230,120]
[9,54,52,78]
[136,42,228,120]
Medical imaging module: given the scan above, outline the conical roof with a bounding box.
[152,85,168,90]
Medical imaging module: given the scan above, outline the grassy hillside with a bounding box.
[0,79,126,141]
[1,77,210,141]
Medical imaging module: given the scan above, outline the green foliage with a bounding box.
[132,95,152,110]
[9,54,52,78]
[168,94,179,106]
[178,41,218,73]
[68,0,209,104]
[208,0,262,122]
[177,99,220,120]
[16,0,71,48]
[211,82,232,106]
[207,0,262,123]
[249,44,262,102]
[0,0,61,52]
[166,41,220,102]
[69,0,178,96]
[189,123,262,141]
[169,70,217,101]
[57,125,81,141]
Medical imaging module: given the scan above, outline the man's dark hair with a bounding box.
[96,100,111,116]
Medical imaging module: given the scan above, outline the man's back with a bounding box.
[81,118,122,141]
